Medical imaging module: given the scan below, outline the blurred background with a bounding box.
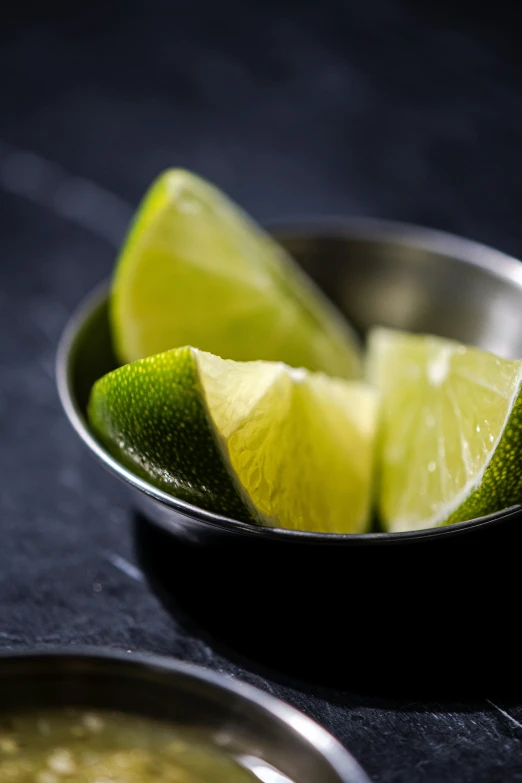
[3,1,522,254]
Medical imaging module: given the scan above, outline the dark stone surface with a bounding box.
[2,3,522,780]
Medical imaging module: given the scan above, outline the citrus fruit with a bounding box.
[367,327,522,532]
[111,169,361,379]
[88,347,377,533]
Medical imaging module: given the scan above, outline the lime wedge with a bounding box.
[88,348,377,533]
[367,327,522,532]
[111,170,361,379]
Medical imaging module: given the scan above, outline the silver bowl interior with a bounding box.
[0,649,369,783]
[57,219,522,542]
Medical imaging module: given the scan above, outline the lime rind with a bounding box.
[88,347,253,523]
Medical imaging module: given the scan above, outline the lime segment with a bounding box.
[111,170,361,379]
[367,327,522,532]
[88,348,377,533]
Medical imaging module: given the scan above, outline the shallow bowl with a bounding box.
[0,648,368,781]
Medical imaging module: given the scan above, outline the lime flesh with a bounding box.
[88,348,377,533]
[367,327,522,532]
[111,170,361,379]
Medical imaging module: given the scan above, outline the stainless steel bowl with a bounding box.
[57,217,522,543]
[56,220,522,690]
[0,648,369,783]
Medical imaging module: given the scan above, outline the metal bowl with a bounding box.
[56,220,522,689]
[0,648,368,783]
[57,217,522,544]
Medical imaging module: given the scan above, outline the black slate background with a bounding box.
[2,3,522,781]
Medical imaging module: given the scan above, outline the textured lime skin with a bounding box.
[88,347,253,522]
[446,386,522,524]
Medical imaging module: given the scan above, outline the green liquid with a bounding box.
[0,709,257,782]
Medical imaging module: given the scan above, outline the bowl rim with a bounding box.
[0,646,369,783]
[56,216,522,545]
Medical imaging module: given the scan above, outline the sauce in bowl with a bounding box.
[0,709,258,782]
